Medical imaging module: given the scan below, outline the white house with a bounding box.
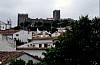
[32,28,51,38]
[0,21,11,30]
[35,31,50,38]
[52,31,60,37]
[17,37,54,58]
[13,30,32,43]
[0,51,41,65]
[0,30,32,43]
[0,34,16,51]
[57,27,66,32]
[0,30,20,38]
[17,49,46,58]
[17,37,54,48]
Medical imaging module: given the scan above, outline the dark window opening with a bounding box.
[16,34,19,36]
[39,44,42,47]
[3,26,4,29]
[30,44,32,46]
[27,45,29,47]
[44,44,48,47]
[33,45,35,47]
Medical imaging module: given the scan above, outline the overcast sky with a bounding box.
[0,0,99,27]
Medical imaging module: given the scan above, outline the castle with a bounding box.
[17,10,60,26]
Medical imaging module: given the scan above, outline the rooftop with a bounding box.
[32,37,53,40]
[0,21,7,25]
[0,51,42,65]
[0,30,20,34]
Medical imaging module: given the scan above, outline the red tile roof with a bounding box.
[0,52,24,65]
[32,37,53,40]
[0,30,20,34]
[0,51,42,65]
[0,21,7,25]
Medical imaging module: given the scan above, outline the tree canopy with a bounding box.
[9,59,46,65]
[43,16,100,65]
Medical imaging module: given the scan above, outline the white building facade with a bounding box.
[13,30,32,43]
[0,21,11,30]
[0,30,32,43]
[18,38,54,48]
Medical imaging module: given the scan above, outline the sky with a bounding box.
[0,0,99,27]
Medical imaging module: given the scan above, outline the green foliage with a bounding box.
[9,59,25,65]
[9,59,46,65]
[26,60,34,65]
[34,22,43,26]
[33,62,47,65]
[20,22,31,27]
[19,22,31,30]
[13,26,22,30]
[43,16,100,65]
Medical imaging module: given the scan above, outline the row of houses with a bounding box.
[0,28,64,43]
[0,26,67,65]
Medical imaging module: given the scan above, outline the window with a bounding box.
[28,31,30,34]
[39,44,42,47]
[2,26,4,29]
[30,44,32,46]
[27,45,29,47]
[33,45,35,47]
[44,44,47,47]
[16,34,19,36]
[28,39,32,42]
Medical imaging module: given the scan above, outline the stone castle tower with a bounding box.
[18,14,28,26]
[53,10,60,20]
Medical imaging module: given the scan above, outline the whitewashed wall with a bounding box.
[0,24,6,30]
[18,39,54,48]
[17,54,40,63]
[6,24,11,29]
[17,50,46,58]
[5,54,40,65]
[13,30,32,43]
[0,35,16,51]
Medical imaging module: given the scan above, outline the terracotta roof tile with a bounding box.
[32,37,53,40]
[0,51,42,65]
[0,30,20,34]
[0,51,24,65]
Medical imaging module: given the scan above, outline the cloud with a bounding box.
[0,0,99,26]
[54,0,99,19]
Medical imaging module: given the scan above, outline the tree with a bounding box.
[33,62,47,65]
[26,60,34,65]
[9,59,25,65]
[19,22,31,30]
[43,16,100,65]
[9,59,46,65]
[13,26,22,30]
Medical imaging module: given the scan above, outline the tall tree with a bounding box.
[43,16,100,65]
